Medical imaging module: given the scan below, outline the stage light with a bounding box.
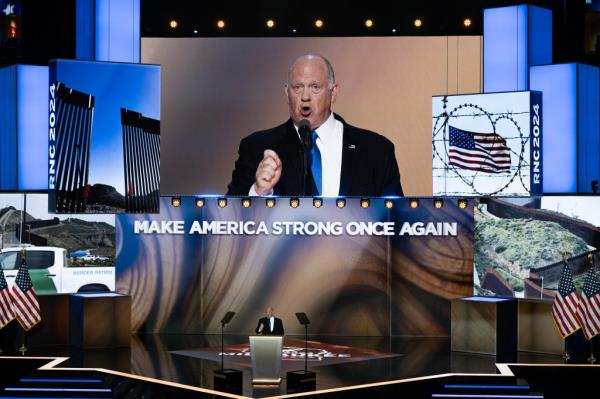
[217,19,226,29]
[218,198,228,208]
[266,19,275,28]
[171,197,181,207]
[313,198,323,208]
[414,18,422,28]
[193,29,198,35]
[385,199,394,209]
[409,199,419,209]
[434,198,444,209]
[392,28,397,33]
[242,198,252,208]
[292,28,297,33]
[365,19,373,28]
[314,19,324,29]
[195,198,205,208]
[266,198,276,208]
[360,198,370,209]
[290,198,300,208]
[463,18,472,27]
[458,199,468,209]
[336,198,346,209]
[169,20,178,29]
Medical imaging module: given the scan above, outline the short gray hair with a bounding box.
[288,53,336,87]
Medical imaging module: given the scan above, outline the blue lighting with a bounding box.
[20,378,102,383]
[462,296,512,303]
[530,64,577,193]
[0,65,17,189]
[444,385,530,390]
[5,388,111,393]
[576,64,600,193]
[483,5,551,92]
[432,395,543,398]
[17,65,49,190]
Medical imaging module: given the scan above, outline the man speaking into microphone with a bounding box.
[226,53,403,197]
[256,307,284,335]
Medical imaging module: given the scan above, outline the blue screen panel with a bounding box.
[577,64,600,193]
[530,64,577,193]
[0,66,17,189]
[76,0,95,60]
[17,65,49,190]
[484,5,528,92]
[95,0,140,63]
[528,6,552,66]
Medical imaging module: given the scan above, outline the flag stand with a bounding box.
[18,329,27,356]
[563,340,570,364]
[588,340,596,364]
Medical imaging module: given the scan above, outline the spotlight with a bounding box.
[463,18,472,28]
[218,198,228,208]
[365,19,374,28]
[414,18,422,28]
[458,199,468,209]
[193,29,198,35]
[385,199,394,209]
[242,198,252,208]
[292,28,297,33]
[290,198,300,208]
[266,19,275,28]
[409,199,419,209]
[169,19,178,29]
[336,198,346,209]
[266,198,276,208]
[360,198,370,209]
[313,198,323,208]
[171,197,181,207]
[392,28,397,33]
[434,198,444,209]
[314,19,324,28]
[217,19,226,29]
[195,198,205,208]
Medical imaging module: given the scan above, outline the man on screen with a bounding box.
[255,306,284,335]
[226,53,403,197]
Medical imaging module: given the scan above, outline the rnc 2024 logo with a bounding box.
[432,92,542,197]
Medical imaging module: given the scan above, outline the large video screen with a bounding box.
[474,196,600,299]
[0,193,115,295]
[48,59,160,214]
[142,36,482,196]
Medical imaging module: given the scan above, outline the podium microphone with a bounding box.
[298,119,311,196]
[298,119,311,151]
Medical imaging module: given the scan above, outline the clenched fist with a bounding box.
[254,149,282,195]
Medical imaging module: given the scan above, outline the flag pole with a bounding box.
[18,248,27,356]
[588,339,596,364]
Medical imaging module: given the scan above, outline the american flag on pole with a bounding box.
[448,126,511,174]
[0,268,16,329]
[575,268,600,340]
[551,263,581,338]
[10,257,41,331]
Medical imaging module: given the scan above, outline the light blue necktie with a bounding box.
[310,131,322,195]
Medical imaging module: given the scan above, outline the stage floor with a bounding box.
[4,334,566,398]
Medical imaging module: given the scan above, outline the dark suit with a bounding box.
[226,114,403,196]
[255,317,284,335]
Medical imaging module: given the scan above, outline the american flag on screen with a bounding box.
[448,126,511,174]
[0,268,15,329]
[551,263,581,339]
[575,268,600,340]
[10,258,41,331]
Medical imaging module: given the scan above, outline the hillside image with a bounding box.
[474,199,598,298]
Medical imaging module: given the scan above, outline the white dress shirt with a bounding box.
[249,112,343,196]
[269,316,274,332]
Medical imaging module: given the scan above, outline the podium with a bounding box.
[249,335,283,385]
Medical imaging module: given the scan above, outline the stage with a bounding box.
[1,333,573,398]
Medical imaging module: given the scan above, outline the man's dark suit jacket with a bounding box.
[255,317,284,335]
[226,114,403,196]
